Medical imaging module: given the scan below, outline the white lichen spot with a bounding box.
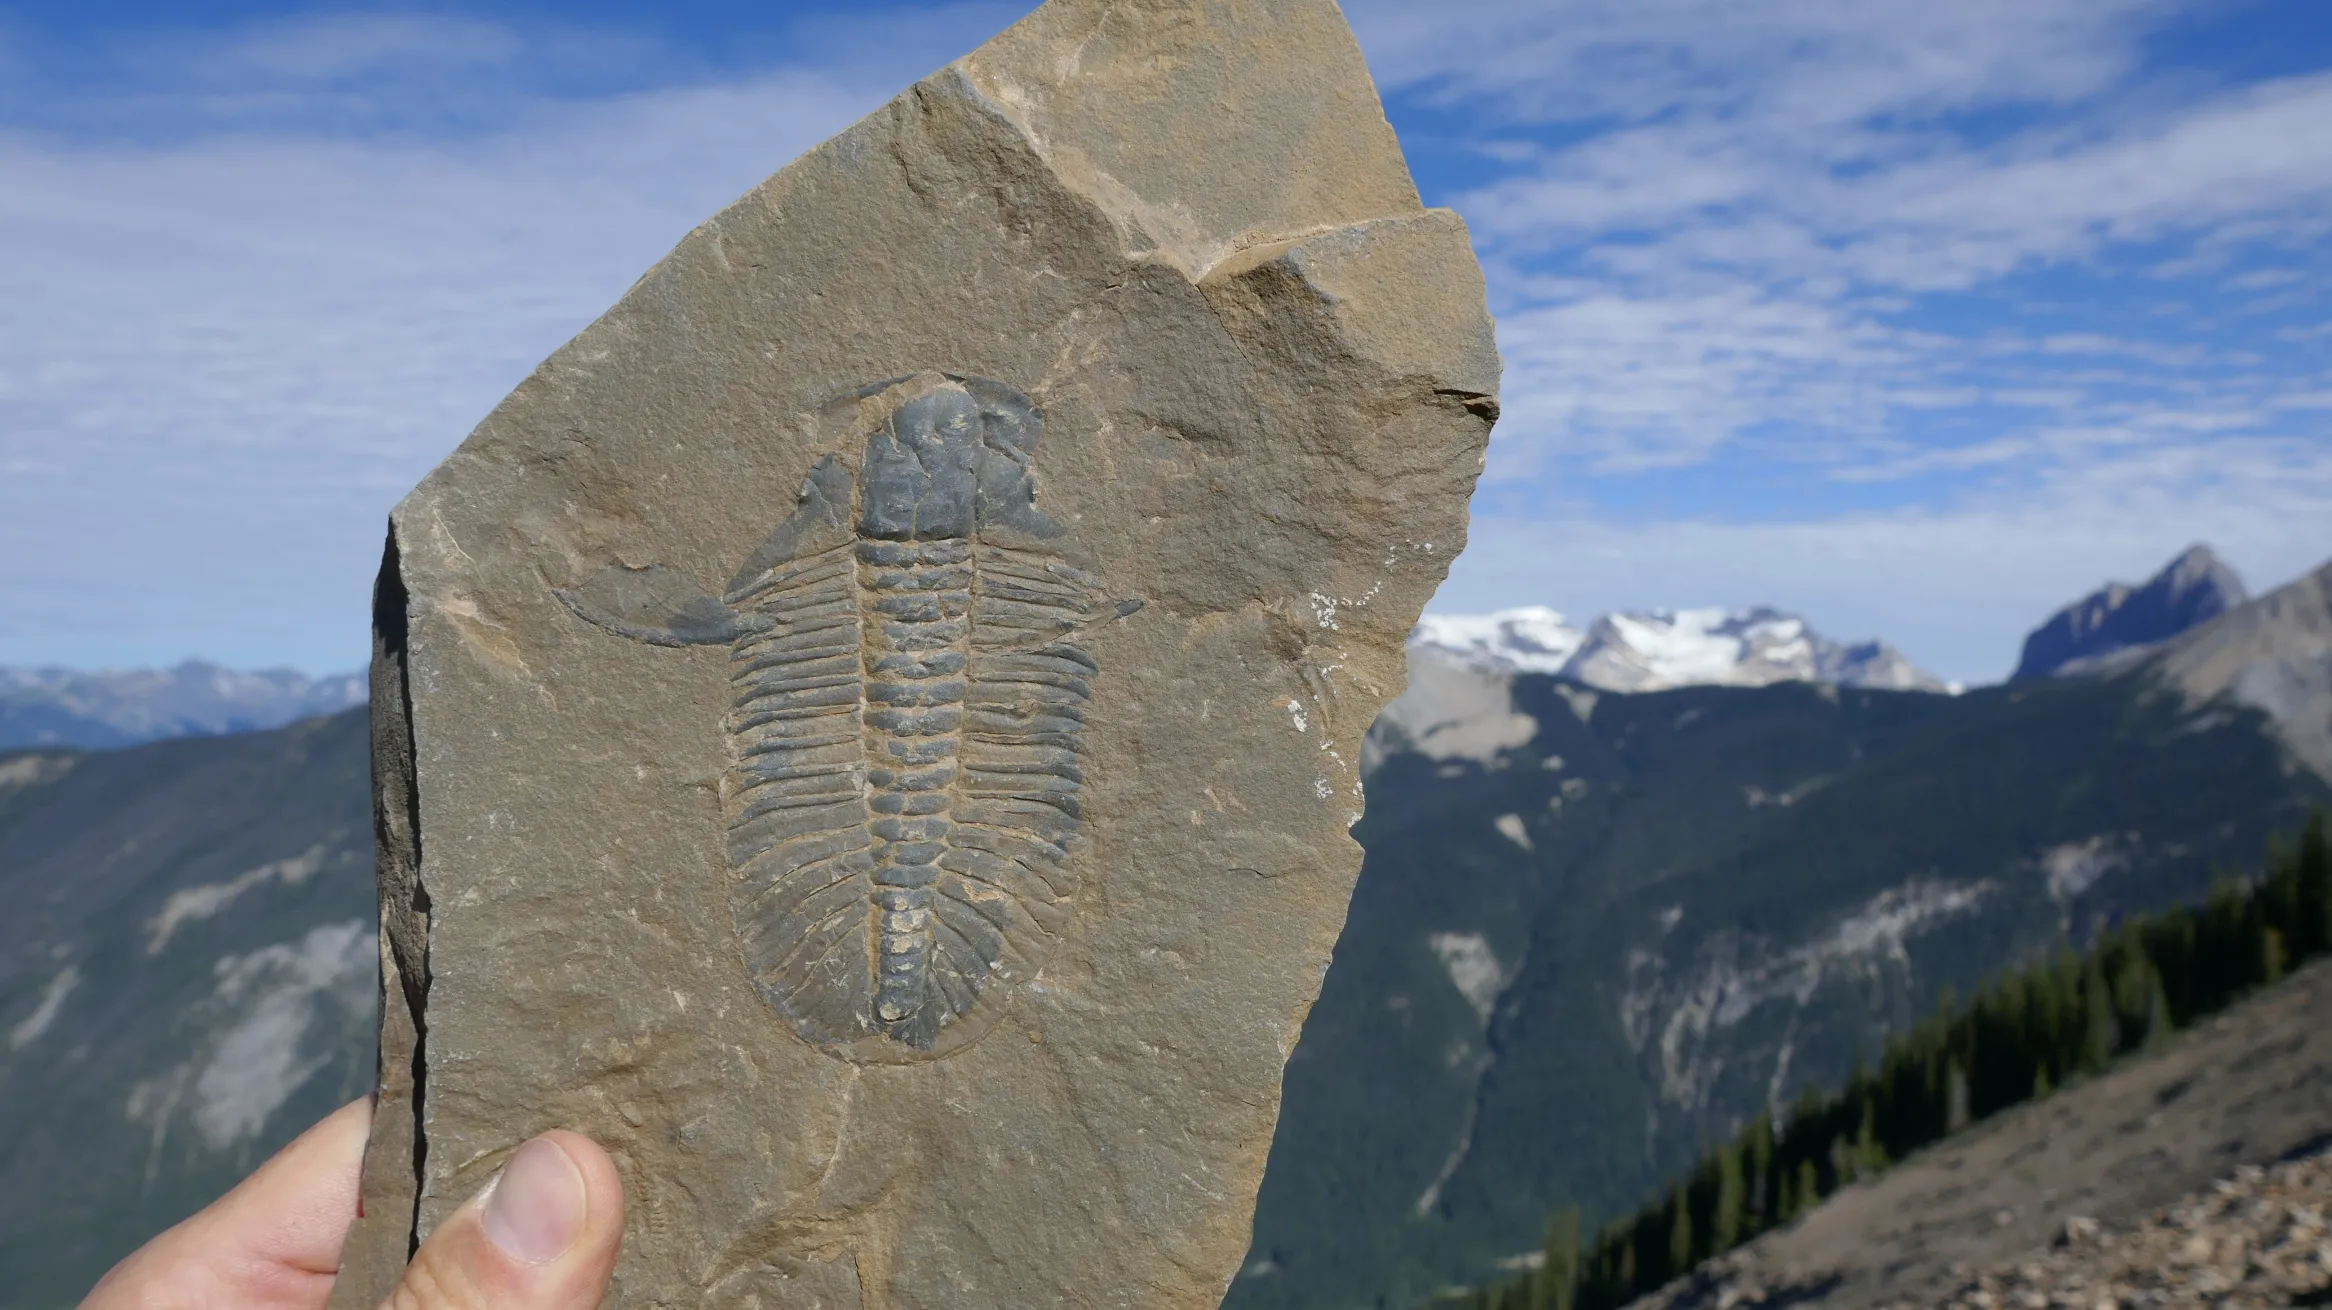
[1313,777,1331,800]
[1286,698,1309,732]
[1308,592,1342,631]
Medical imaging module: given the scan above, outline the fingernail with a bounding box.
[482,1136,588,1265]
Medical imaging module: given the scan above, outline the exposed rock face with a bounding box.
[2153,556,2332,784]
[328,3,1496,1307]
[2014,544,2248,680]
[1365,646,1539,769]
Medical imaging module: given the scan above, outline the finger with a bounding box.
[385,1131,624,1310]
[82,1096,373,1310]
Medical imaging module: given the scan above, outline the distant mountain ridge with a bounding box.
[1235,552,2332,1310]
[1412,606,1949,695]
[2014,544,2248,680]
[0,660,364,750]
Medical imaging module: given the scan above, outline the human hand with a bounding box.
[80,1098,626,1310]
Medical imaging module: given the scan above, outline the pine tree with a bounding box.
[1744,1113,1775,1233]
[2297,808,2331,960]
[1854,1098,1888,1177]
[1667,1184,1694,1279]
[1714,1143,1746,1254]
[2081,956,2118,1072]
[2143,971,2175,1052]
[1539,1206,1581,1310]
[2263,925,2288,985]
[1794,1159,1819,1215]
[1945,1058,1971,1133]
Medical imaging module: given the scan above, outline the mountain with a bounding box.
[1230,565,2332,1309]
[2013,544,2248,680]
[1412,607,1950,694]
[2154,556,2332,784]
[7,557,2324,1305]
[0,660,365,751]
[0,710,375,1309]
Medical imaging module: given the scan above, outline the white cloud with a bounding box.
[1346,0,2170,129]
[1490,285,1917,475]
[1344,0,2331,670]
[0,0,2325,679]
[0,12,977,670]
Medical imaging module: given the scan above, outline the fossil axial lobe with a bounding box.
[558,373,1134,1059]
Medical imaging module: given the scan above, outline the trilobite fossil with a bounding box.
[557,372,1135,1060]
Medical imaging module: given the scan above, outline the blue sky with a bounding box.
[2,0,2328,684]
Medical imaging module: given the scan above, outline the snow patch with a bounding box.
[9,963,79,1050]
[1411,605,1949,694]
[147,844,330,953]
[1411,607,1583,673]
[1494,813,1533,852]
[1428,932,1508,1023]
[2039,835,2127,902]
[187,921,373,1150]
[0,754,76,790]
[126,921,374,1156]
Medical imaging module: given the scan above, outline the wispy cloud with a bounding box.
[1338,0,2331,657]
[0,8,1013,670]
[0,0,2326,682]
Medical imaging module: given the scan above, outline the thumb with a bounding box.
[388,1132,624,1310]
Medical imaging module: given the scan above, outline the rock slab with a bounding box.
[328,2,1497,1306]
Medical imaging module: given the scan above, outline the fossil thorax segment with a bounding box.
[557,372,1129,1060]
[855,535,973,1030]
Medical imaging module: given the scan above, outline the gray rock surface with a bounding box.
[329,3,1496,1307]
[2014,545,2248,681]
[2153,556,2332,784]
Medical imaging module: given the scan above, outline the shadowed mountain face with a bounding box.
[2014,545,2249,681]
[0,710,374,1309]
[1231,603,2332,1308]
[0,660,365,751]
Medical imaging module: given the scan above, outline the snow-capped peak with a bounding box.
[1408,607,1584,674]
[1411,605,1950,694]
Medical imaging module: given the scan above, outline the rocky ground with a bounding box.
[1631,955,2332,1310]
[1921,1148,2332,1310]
